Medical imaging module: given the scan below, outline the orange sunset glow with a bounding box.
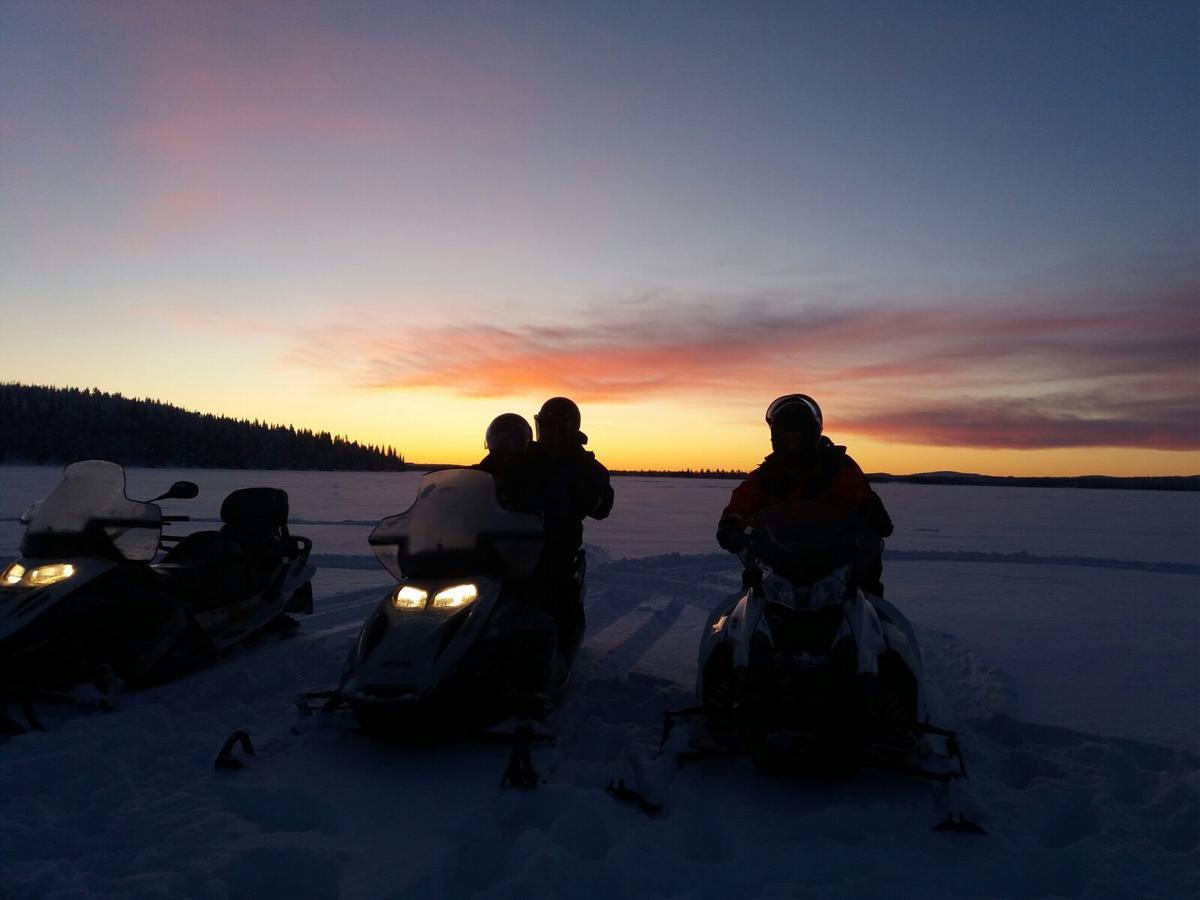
[1,3,1196,476]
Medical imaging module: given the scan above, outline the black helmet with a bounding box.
[485,413,533,451]
[766,393,823,429]
[535,397,585,446]
[766,394,822,452]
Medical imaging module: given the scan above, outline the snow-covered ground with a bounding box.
[1,465,1197,898]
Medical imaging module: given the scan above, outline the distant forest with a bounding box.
[0,384,406,471]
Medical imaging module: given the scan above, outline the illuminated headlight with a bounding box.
[391,585,428,610]
[23,563,76,587]
[431,583,478,610]
[2,563,26,586]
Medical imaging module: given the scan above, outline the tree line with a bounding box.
[0,384,406,471]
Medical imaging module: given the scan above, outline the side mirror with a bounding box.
[149,481,199,503]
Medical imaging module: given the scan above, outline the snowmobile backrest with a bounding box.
[220,488,289,532]
[219,489,290,564]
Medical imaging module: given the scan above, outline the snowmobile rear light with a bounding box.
[2,563,26,586]
[431,583,478,609]
[392,585,429,610]
[25,563,76,587]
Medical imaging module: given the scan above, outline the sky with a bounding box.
[1,0,1197,475]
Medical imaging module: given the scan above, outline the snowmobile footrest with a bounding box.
[935,813,987,835]
[0,694,47,734]
[606,779,663,817]
[0,707,27,736]
[297,690,345,716]
[22,700,44,732]
[660,705,708,748]
[501,726,541,789]
[677,747,749,765]
[214,730,256,770]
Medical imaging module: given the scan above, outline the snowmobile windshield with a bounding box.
[753,504,856,584]
[20,460,163,563]
[759,564,851,611]
[369,469,544,580]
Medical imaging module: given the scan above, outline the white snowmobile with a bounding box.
[611,503,983,832]
[326,468,580,739]
[0,460,315,725]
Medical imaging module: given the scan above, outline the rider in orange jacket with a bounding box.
[717,394,893,595]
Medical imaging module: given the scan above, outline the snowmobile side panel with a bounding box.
[695,592,741,697]
[842,591,886,676]
[729,592,762,670]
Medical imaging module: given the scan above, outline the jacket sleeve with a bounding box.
[720,470,771,522]
[831,458,894,537]
[586,459,614,520]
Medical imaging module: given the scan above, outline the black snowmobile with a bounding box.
[0,460,315,712]
[328,468,580,739]
[611,503,982,832]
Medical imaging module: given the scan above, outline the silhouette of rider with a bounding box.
[475,413,540,513]
[529,397,614,648]
[716,394,893,595]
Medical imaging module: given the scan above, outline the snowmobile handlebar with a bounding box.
[288,535,313,564]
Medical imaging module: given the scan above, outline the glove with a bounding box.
[716,517,751,553]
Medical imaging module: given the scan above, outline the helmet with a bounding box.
[766,394,822,452]
[485,413,533,451]
[535,397,583,445]
[766,393,823,430]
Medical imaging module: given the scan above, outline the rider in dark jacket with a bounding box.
[475,413,540,513]
[717,395,893,595]
[530,397,614,648]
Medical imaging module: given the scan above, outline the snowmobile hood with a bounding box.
[341,576,504,707]
[0,557,116,644]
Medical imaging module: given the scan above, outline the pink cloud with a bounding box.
[844,393,1199,450]
[275,282,1199,451]
[107,7,541,245]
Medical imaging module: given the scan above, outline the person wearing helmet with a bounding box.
[716,394,893,595]
[532,397,615,534]
[530,396,615,652]
[475,413,540,512]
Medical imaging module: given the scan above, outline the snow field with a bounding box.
[1,467,1197,897]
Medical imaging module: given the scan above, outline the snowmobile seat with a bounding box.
[155,489,301,610]
[161,529,230,565]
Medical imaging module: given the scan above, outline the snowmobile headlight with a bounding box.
[431,583,478,610]
[24,563,76,587]
[2,563,26,586]
[392,585,428,610]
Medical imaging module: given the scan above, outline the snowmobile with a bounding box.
[0,460,315,714]
[610,503,983,832]
[327,467,580,739]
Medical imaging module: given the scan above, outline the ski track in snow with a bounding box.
[2,544,1197,899]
